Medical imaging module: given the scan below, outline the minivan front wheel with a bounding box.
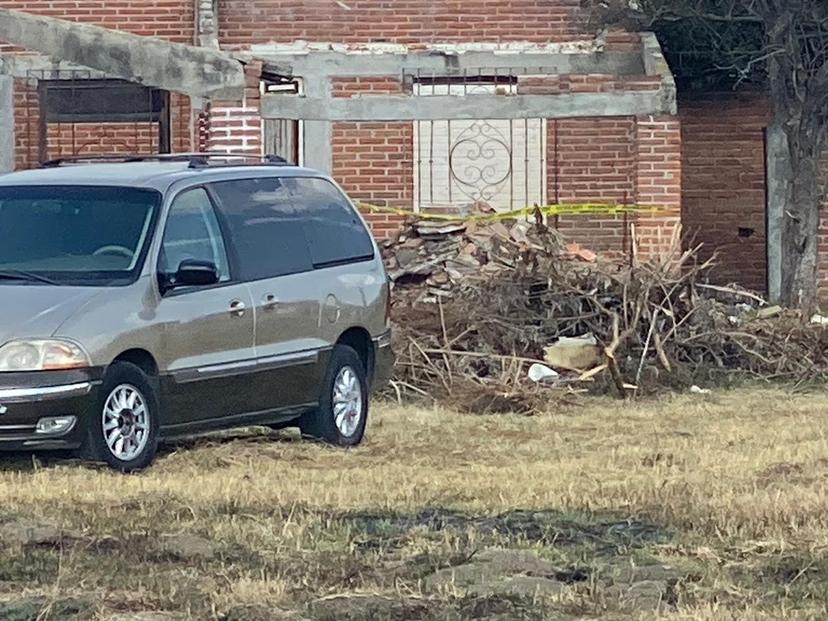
[85,362,160,472]
[301,345,368,446]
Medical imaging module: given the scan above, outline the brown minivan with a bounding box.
[0,154,394,471]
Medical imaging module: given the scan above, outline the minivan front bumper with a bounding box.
[0,369,102,450]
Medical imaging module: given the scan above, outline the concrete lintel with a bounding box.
[0,8,245,99]
[262,90,674,121]
[0,75,13,173]
[257,50,645,80]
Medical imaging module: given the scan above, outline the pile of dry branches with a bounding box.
[382,214,828,413]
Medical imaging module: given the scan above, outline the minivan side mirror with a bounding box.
[161,259,219,293]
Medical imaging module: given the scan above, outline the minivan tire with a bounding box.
[300,345,368,447]
[84,362,160,472]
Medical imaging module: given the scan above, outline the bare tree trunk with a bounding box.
[777,114,821,314]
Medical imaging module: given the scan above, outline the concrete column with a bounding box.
[765,122,788,303]
[302,77,332,174]
[0,75,13,173]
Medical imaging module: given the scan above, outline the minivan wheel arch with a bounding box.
[335,327,374,384]
[111,349,159,377]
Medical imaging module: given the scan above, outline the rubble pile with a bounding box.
[381,214,828,413]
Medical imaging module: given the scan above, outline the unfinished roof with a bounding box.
[0,8,246,100]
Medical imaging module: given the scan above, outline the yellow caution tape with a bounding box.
[355,201,670,222]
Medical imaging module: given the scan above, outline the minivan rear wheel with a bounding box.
[300,345,368,446]
[84,362,160,472]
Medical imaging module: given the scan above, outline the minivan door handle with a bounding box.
[262,294,278,311]
[229,299,246,318]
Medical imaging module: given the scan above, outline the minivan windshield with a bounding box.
[0,185,160,286]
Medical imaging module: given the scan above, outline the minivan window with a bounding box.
[208,177,314,281]
[158,188,230,282]
[290,177,375,268]
[208,176,374,280]
[0,185,159,286]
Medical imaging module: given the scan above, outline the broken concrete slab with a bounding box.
[600,560,681,586]
[308,595,428,620]
[0,595,95,621]
[0,518,74,547]
[109,613,186,621]
[466,575,566,598]
[159,533,217,561]
[0,8,245,100]
[422,548,562,593]
[222,605,308,621]
[604,579,668,611]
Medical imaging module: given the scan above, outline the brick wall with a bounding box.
[12,78,194,167]
[548,117,637,258]
[680,91,770,292]
[633,116,682,262]
[327,75,681,255]
[0,0,195,47]
[13,79,37,170]
[218,0,585,47]
[332,78,410,237]
[3,0,196,167]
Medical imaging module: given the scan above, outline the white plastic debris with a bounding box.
[689,385,711,395]
[811,314,828,326]
[543,334,602,371]
[528,363,560,384]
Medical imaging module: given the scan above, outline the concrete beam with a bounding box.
[301,78,333,174]
[257,50,645,79]
[0,75,13,173]
[0,55,106,79]
[0,8,245,99]
[640,33,678,116]
[766,122,788,302]
[262,90,675,121]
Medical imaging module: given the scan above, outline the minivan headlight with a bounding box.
[0,339,91,372]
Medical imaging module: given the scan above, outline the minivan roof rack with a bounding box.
[39,152,290,169]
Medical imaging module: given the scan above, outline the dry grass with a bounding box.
[1,388,828,619]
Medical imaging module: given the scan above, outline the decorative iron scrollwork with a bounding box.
[449,121,513,203]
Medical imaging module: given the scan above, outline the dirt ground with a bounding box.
[1,388,827,620]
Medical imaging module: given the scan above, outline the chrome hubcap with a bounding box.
[102,384,149,461]
[333,366,363,437]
